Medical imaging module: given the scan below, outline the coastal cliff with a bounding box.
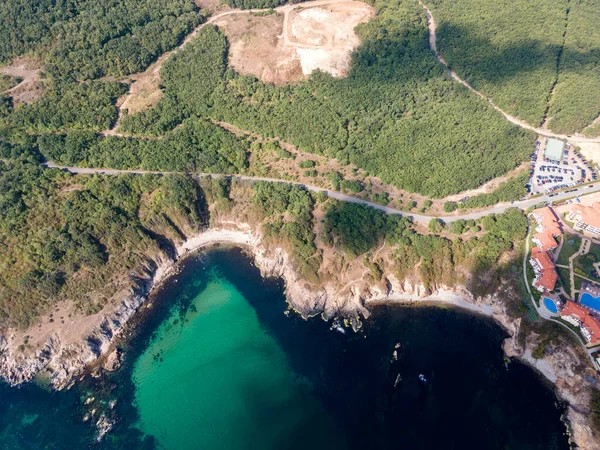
[0,223,598,447]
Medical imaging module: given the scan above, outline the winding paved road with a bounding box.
[43,162,600,224]
[522,223,600,368]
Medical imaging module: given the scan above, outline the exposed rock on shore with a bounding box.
[0,225,597,447]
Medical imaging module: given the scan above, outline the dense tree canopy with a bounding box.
[38,118,249,173]
[5,80,127,132]
[0,0,202,80]
[252,182,320,281]
[119,0,534,197]
[429,0,600,134]
[0,146,207,327]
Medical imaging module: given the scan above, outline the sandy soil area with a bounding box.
[118,61,165,116]
[443,163,529,202]
[0,57,43,104]
[288,2,373,77]
[366,290,496,317]
[177,227,253,256]
[576,141,600,165]
[214,13,302,85]
[217,2,374,83]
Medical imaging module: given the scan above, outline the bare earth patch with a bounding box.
[217,1,374,84]
[575,141,600,164]
[214,13,301,84]
[0,57,43,104]
[288,2,374,77]
[118,60,165,116]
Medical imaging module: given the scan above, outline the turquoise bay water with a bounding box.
[0,247,571,449]
[132,274,345,450]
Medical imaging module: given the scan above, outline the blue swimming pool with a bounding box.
[543,297,558,313]
[580,293,600,313]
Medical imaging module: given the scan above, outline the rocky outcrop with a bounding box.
[505,331,599,449]
[0,258,169,390]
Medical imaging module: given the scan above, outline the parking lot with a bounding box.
[528,139,598,195]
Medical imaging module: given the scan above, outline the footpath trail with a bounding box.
[43,162,600,224]
[418,0,600,145]
[523,224,600,369]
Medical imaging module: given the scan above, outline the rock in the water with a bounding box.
[103,348,122,372]
[95,414,114,442]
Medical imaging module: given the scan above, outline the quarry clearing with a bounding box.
[116,0,373,120]
[214,1,374,83]
[0,57,43,104]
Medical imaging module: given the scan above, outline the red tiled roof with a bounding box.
[572,202,600,229]
[584,315,600,344]
[562,300,589,321]
[533,232,558,250]
[533,270,558,291]
[531,247,555,271]
[533,207,561,236]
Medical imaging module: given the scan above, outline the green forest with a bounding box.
[0,0,544,198]
[428,0,600,134]
[0,0,202,80]
[38,119,249,174]
[0,143,208,327]
[548,0,600,134]
[118,2,534,198]
[322,200,527,294]
[0,137,528,329]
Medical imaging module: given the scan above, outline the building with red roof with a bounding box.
[531,207,561,250]
[532,232,558,251]
[562,300,589,321]
[561,300,600,344]
[569,202,600,238]
[583,315,600,344]
[530,247,558,292]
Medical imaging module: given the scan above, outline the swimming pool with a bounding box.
[543,297,558,313]
[580,293,600,313]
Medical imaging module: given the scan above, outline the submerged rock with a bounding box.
[95,414,114,442]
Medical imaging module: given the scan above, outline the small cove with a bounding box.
[0,247,570,449]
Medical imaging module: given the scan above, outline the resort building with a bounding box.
[569,202,600,238]
[531,207,561,250]
[530,246,558,292]
[561,300,600,344]
[583,315,600,345]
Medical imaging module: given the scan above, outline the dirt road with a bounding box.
[109,0,356,130]
[418,0,600,145]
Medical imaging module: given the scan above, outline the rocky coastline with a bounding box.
[0,224,598,448]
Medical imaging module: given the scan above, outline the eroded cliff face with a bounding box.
[0,256,169,390]
[504,329,600,449]
[0,224,598,447]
